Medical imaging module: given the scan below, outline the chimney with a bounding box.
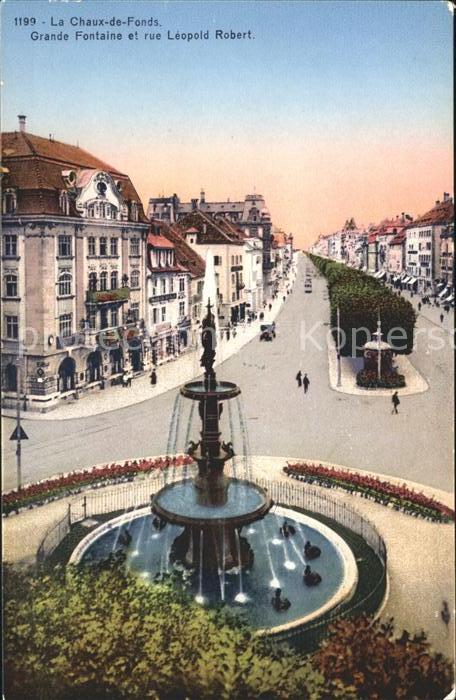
[18,115,26,132]
[200,189,205,204]
[443,192,450,202]
[435,200,440,206]
[191,198,198,211]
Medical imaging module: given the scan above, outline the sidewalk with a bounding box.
[386,283,454,334]
[2,265,298,421]
[3,455,453,659]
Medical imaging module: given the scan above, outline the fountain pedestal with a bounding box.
[151,299,273,578]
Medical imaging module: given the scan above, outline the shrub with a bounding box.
[313,615,454,700]
[3,563,328,700]
[356,369,406,389]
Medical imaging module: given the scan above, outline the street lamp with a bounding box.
[336,306,342,387]
[377,311,382,382]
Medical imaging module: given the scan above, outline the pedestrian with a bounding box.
[418,302,421,312]
[440,313,444,324]
[269,303,272,311]
[391,391,400,414]
[441,600,451,628]
[150,368,157,386]
[283,295,286,302]
[303,373,310,394]
[296,370,302,387]
[122,371,128,388]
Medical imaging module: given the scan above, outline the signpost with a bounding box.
[336,306,342,387]
[8,340,28,489]
[377,311,382,382]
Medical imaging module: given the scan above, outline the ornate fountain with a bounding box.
[151,299,273,573]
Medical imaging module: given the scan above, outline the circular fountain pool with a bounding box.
[70,505,358,634]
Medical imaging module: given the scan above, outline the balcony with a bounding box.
[86,287,130,304]
[56,334,81,350]
[148,292,177,304]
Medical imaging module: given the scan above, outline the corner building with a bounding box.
[1,117,149,411]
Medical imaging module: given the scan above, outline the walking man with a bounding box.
[391,391,400,414]
[303,373,310,394]
[296,370,302,388]
[440,313,444,324]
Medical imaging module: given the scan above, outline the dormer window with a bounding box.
[2,189,17,215]
[59,190,70,215]
[130,201,138,222]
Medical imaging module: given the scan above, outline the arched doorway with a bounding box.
[4,363,17,392]
[58,357,76,392]
[86,351,102,383]
[110,347,123,375]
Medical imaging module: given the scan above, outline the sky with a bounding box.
[1,0,453,248]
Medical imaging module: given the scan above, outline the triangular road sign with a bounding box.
[9,426,28,441]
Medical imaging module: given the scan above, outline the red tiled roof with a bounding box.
[389,232,406,245]
[147,232,175,249]
[368,232,378,243]
[1,130,147,221]
[172,210,244,246]
[406,199,454,228]
[150,219,205,279]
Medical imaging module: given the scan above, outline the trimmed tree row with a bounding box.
[308,254,417,355]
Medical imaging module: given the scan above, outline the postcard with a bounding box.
[1,1,454,698]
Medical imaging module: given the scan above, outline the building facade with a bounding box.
[1,118,149,411]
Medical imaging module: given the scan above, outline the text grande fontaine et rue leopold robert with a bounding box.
[13,15,255,43]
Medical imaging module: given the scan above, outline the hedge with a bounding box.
[308,254,417,355]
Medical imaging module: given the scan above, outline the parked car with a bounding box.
[260,323,276,341]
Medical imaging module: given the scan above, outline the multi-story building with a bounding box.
[243,235,264,313]
[170,210,247,325]
[147,191,274,295]
[387,231,406,280]
[439,222,454,290]
[1,116,149,410]
[405,194,454,293]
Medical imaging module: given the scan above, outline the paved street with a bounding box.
[2,257,453,492]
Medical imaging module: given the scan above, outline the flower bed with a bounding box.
[283,462,454,523]
[2,455,194,516]
[356,369,406,389]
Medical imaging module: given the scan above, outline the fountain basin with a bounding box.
[151,477,272,528]
[69,505,358,635]
[181,380,241,401]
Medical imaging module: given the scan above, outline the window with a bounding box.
[130,303,140,322]
[130,202,138,221]
[100,271,108,291]
[152,279,158,296]
[88,237,96,256]
[3,190,17,214]
[214,255,221,266]
[130,238,140,256]
[88,272,97,291]
[5,315,19,339]
[111,270,118,290]
[179,301,185,317]
[179,277,185,292]
[88,310,97,330]
[110,238,118,256]
[161,306,166,321]
[130,269,140,289]
[58,235,72,257]
[59,314,72,338]
[59,191,70,215]
[111,308,118,327]
[4,235,18,257]
[161,278,166,294]
[100,308,108,329]
[99,238,107,256]
[58,271,72,296]
[152,307,159,324]
[5,273,18,298]
[170,278,174,292]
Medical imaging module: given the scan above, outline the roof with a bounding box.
[389,231,406,246]
[147,231,175,249]
[150,219,205,279]
[2,130,147,221]
[171,210,244,246]
[406,199,454,229]
[368,232,378,244]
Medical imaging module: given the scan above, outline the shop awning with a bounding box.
[407,276,417,285]
[444,294,454,303]
[402,276,411,284]
[436,282,445,290]
[393,275,400,282]
[438,287,450,298]
[377,270,386,280]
